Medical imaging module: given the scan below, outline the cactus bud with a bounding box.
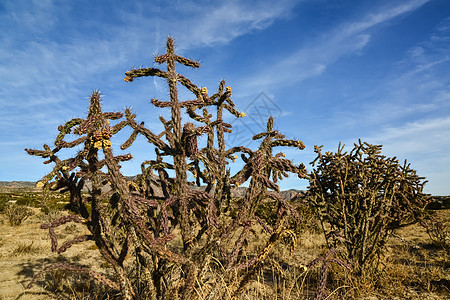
[239,112,245,118]
[201,87,208,94]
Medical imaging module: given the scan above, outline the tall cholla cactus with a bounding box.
[26,37,308,299]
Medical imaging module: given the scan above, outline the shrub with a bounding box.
[4,203,34,226]
[25,37,307,299]
[419,213,449,253]
[307,140,430,275]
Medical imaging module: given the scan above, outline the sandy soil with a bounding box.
[0,208,103,300]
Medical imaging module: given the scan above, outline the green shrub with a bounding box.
[307,140,430,275]
[15,193,38,207]
[4,203,34,226]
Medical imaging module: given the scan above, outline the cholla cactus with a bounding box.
[307,140,430,275]
[26,91,136,299]
[26,37,308,299]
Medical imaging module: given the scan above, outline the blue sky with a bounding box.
[1,0,449,195]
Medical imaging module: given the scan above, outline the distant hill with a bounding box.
[0,180,306,200]
[0,181,37,188]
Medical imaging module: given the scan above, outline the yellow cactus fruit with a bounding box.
[103,140,112,149]
[94,141,103,149]
[36,181,44,189]
[282,153,286,157]
[62,166,70,171]
[235,182,240,188]
[201,87,208,94]
[239,112,245,118]
[226,86,232,93]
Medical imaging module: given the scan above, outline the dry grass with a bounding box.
[11,241,43,257]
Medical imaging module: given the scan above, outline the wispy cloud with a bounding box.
[0,0,301,122]
[363,116,450,195]
[368,117,450,154]
[342,0,430,36]
[240,0,431,92]
[174,0,299,49]
[113,0,300,52]
[356,14,450,125]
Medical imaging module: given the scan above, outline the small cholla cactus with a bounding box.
[307,140,430,275]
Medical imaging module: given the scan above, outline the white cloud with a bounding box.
[363,117,450,195]
[368,117,450,154]
[112,0,300,52]
[342,0,430,36]
[238,0,430,93]
[242,34,370,92]
[1,0,58,34]
[166,0,300,49]
[352,13,450,126]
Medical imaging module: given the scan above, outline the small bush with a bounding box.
[419,214,449,252]
[4,203,34,226]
